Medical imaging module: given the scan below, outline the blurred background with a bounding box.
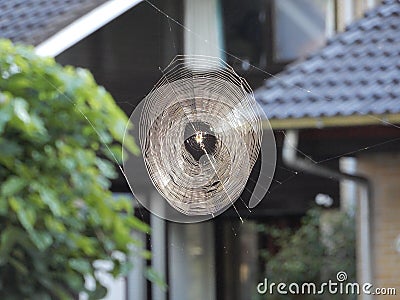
[2,0,400,299]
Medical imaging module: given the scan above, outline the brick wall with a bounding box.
[357,153,400,299]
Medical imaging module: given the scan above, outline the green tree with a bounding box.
[0,39,150,299]
[259,208,356,300]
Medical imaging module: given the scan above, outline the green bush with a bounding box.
[259,208,356,300]
[0,39,149,299]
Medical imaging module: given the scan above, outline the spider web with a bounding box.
[123,53,281,223]
[115,2,400,298]
[39,0,399,225]
[31,0,400,294]
[136,0,400,222]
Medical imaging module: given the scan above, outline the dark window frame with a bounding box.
[222,0,335,86]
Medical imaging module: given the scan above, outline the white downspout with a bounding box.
[282,130,373,300]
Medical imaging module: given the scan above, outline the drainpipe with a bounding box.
[282,130,373,299]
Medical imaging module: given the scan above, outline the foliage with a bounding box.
[0,39,149,299]
[259,207,356,300]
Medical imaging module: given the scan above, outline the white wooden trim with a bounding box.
[35,0,142,57]
[127,230,147,300]
[344,0,355,26]
[325,0,335,38]
[184,0,223,60]
[151,192,167,300]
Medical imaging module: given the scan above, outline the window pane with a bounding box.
[168,222,216,300]
[222,0,266,70]
[219,220,260,300]
[274,0,329,61]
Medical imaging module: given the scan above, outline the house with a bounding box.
[1,0,395,299]
[255,0,400,299]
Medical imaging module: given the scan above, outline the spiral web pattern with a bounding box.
[138,55,263,216]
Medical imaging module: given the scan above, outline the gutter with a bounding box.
[263,113,400,130]
[282,130,373,299]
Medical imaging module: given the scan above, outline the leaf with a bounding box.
[95,157,117,179]
[124,136,140,156]
[0,139,22,158]
[89,284,108,300]
[39,189,62,217]
[73,236,96,256]
[109,117,127,141]
[145,267,168,291]
[0,226,32,265]
[140,249,152,260]
[66,273,85,292]
[10,199,36,232]
[0,198,7,215]
[37,277,72,300]
[1,176,26,197]
[29,231,53,251]
[30,114,47,137]
[102,144,124,163]
[69,258,92,275]
[9,257,28,275]
[116,261,133,277]
[7,73,31,92]
[0,227,19,264]
[0,96,11,133]
[126,216,151,234]
[112,196,133,214]
[13,98,30,124]
[44,216,66,233]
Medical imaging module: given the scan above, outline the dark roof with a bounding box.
[0,0,108,46]
[255,0,400,125]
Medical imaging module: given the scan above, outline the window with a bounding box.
[222,0,268,71]
[215,217,302,300]
[168,222,216,300]
[336,0,383,31]
[222,0,334,72]
[273,0,334,62]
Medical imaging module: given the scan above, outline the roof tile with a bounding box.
[0,0,108,46]
[256,0,400,122]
